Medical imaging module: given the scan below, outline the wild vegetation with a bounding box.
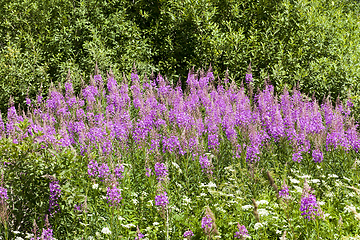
[0,66,359,239]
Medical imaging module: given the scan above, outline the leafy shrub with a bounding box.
[1,0,360,120]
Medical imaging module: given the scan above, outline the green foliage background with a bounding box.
[1,0,360,116]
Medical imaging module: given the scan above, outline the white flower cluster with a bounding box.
[242,205,254,210]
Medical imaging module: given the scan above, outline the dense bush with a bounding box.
[0,67,359,239]
[1,0,360,118]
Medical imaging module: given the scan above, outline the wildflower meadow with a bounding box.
[0,64,359,239]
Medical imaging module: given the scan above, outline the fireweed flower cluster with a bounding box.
[183,229,194,239]
[106,186,122,206]
[199,154,213,175]
[234,223,250,239]
[87,159,110,180]
[49,181,61,215]
[31,216,54,240]
[114,164,124,179]
[0,66,358,167]
[154,162,168,181]
[300,180,319,220]
[155,191,169,207]
[135,226,145,240]
[201,215,213,231]
[279,182,290,200]
[0,186,8,201]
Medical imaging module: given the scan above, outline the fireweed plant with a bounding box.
[0,65,359,239]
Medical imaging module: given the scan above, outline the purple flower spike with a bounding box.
[234,223,250,239]
[40,227,54,240]
[154,162,168,180]
[199,155,213,175]
[106,186,122,206]
[49,181,61,215]
[300,180,319,220]
[245,73,253,83]
[201,215,213,230]
[155,191,169,207]
[114,164,125,179]
[279,182,290,200]
[183,229,194,239]
[145,167,152,177]
[312,149,323,163]
[0,186,8,201]
[26,98,31,106]
[135,226,144,240]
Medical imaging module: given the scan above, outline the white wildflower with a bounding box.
[200,182,217,188]
[121,223,136,229]
[15,237,24,240]
[101,227,111,235]
[183,196,191,204]
[118,216,125,221]
[13,231,21,234]
[276,230,282,234]
[242,205,254,210]
[25,233,34,239]
[208,182,217,188]
[256,200,269,206]
[348,192,356,197]
[298,175,311,179]
[216,206,226,213]
[200,193,207,197]
[328,174,338,178]
[325,192,335,198]
[294,186,302,193]
[95,232,101,237]
[289,178,300,184]
[258,208,269,217]
[335,180,343,187]
[309,179,321,184]
[88,237,94,240]
[153,222,159,226]
[172,162,182,173]
[131,192,138,197]
[254,222,263,230]
[318,201,325,206]
[344,205,355,213]
[132,198,139,205]
[92,184,99,189]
